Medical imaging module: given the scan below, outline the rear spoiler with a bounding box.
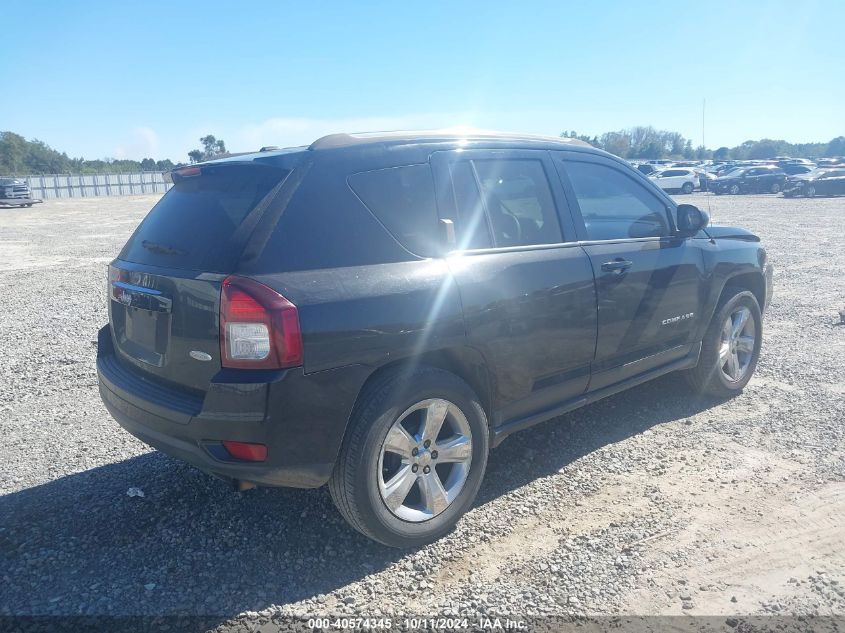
[164,161,288,184]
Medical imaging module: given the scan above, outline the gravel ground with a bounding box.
[0,193,843,628]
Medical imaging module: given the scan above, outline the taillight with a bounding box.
[220,276,303,369]
[108,265,127,284]
[108,265,128,302]
[222,441,268,462]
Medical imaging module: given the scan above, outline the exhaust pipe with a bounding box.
[234,480,257,492]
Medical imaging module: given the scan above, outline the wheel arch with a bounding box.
[358,347,493,418]
[337,346,495,455]
[721,271,767,311]
[693,270,768,344]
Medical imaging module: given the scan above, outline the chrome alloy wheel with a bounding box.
[719,306,756,383]
[377,398,473,522]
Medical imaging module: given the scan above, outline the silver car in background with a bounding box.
[0,178,35,206]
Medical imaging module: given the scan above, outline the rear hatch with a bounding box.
[109,162,290,392]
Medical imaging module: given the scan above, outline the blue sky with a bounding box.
[1,1,842,161]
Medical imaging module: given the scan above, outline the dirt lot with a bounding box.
[0,193,843,628]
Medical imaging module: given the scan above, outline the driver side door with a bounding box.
[553,152,708,390]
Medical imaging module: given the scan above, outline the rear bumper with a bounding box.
[96,326,370,488]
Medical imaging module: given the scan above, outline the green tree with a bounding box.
[748,140,779,160]
[0,130,184,175]
[0,131,27,173]
[599,131,631,158]
[669,132,685,156]
[825,136,845,157]
[188,135,228,163]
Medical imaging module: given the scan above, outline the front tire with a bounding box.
[729,183,741,195]
[681,182,694,194]
[329,366,489,548]
[770,182,781,194]
[805,185,816,198]
[684,289,762,398]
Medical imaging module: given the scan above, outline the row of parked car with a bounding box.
[634,157,845,198]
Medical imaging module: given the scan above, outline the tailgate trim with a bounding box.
[111,280,172,313]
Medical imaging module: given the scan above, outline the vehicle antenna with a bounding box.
[703,97,714,225]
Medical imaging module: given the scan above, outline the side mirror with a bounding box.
[676,204,709,235]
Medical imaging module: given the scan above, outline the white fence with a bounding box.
[18,172,172,199]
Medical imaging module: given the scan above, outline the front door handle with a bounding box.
[601,259,633,274]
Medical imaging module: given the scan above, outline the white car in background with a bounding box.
[649,168,698,194]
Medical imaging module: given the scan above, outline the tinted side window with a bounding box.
[472,159,562,247]
[348,164,439,256]
[562,161,670,241]
[246,166,415,273]
[449,161,493,250]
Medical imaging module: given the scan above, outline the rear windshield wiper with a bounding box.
[141,240,187,256]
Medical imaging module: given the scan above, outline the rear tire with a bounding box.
[684,289,762,398]
[805,185,816,198]
[329,366,489,548]
[681,182,694,194]
[770,183,781,194]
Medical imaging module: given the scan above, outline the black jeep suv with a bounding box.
[97,131,773,547]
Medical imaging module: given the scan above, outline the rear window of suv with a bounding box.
[348,164,440,257]
[119,163,288,272]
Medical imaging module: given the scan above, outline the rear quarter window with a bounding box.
[347,164,440,257]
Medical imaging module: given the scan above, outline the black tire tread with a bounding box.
[684,287,761,397]
[328,367,403,543]
[329,366,485,547]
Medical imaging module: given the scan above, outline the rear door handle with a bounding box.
[601,259,633,274]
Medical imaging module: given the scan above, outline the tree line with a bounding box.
[560,127,845,161]
[2,128,844,176]
[0,131,178,176]
[0,131,235,176]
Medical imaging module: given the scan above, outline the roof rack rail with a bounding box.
[308,134,356,150]
[259,146,280,152]
[308,129,593,151]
